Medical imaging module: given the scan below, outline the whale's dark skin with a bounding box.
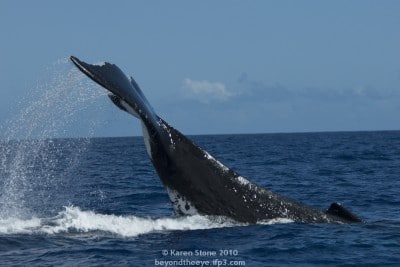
[70,56,362,224]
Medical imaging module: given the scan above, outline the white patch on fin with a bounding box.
[166,187,198,215]
[236,176,250,186]
[93,61,106,66]
[203,151,229,172]
[118,99,152,159]
[120,99,140,118]
[141,121,152,159]
[159,119,176,148]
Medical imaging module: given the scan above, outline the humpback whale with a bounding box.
[70,56,361,224]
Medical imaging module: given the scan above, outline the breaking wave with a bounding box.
[0,206,293,237]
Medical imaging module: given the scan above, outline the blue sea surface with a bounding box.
[1,131,399,266]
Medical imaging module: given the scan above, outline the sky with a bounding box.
[0,1,399,138]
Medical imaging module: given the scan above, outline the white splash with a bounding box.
[0,217,42,234]
[258,218,294,225]
[0,206,295,237]
[0,58,107,219]
[0,206,236,237]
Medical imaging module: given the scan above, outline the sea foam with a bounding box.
[0,206,293,237]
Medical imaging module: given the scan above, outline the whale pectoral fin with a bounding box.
[108,94,128,112]
[108,93,140,119]
[326,202,362,223]
[70,56,133,98]
[70,56,158,126]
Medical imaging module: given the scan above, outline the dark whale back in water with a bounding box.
[70,56,361,224]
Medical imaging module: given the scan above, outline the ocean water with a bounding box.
[1,64,399,266]
[1,132,400,266]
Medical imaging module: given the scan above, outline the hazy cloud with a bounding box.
[237,72,291,102]
[237,72,400,103]
[182,78,234,103]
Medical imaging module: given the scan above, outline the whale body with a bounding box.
[70,56,361,224]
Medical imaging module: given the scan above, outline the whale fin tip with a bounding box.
[326,202,362,223]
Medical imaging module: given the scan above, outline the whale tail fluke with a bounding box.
[326,202,362,223]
